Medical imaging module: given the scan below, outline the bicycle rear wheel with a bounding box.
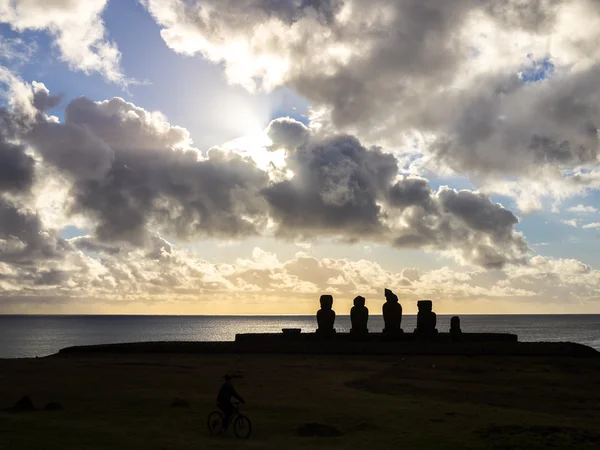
[234,414,252,439]
[207,411,224,436]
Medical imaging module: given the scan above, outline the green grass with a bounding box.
[1,353,599,449]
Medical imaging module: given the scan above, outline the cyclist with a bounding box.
[217,374,245,429]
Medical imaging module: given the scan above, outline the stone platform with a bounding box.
[235,331,518,344]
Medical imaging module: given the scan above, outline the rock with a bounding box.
[382,288,402,333]
[170,397,189,408]
[350,296,369,334]
[316,294,336,335]
[282,328,301,335]
[297,422,343,437]
[43,402,64,411]
[10,396,35,412]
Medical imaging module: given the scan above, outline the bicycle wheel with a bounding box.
[207,411,224,436]
[234,414,252,439]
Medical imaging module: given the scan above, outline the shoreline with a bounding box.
[2,338,598,361]
[54,338,599,358]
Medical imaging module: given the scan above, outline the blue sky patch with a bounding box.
[520,55,555,83]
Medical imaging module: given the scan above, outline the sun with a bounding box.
[222,130,286,172]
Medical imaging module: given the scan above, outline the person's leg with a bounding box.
[217,402,230,430]
[220,402,234,429]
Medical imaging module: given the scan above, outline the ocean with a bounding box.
[1,314,599,359]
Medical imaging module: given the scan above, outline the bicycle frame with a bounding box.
[225,402,242,424]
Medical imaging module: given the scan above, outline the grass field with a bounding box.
[1,352,599,449]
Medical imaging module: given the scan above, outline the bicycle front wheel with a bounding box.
[207,411,224,436]
[234,414,252,439]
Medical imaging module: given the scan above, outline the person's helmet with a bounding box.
[223,374,232,381]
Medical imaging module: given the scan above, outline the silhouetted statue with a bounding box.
[382,289,402,333]
[316,294,336,334]
[415,300,437,335]
[350,296,368,334]
[450,316,461,338]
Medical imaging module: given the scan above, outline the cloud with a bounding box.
[0,233,251,304]
[562,219,579,227]
[503,255,600,303]
[262,134,396,238]
[568,204,598,213]
[3,240,599,314]
[144,0,600,207]
[478,170,600,213]
[266,116,310,151]
[0,0,127,84]
[262,127,529,267]
[33,97,270,245]
[0,75,44,194]
[0,134,34,193]
[2,75,270,246]
[0,36,37,66]
[1,75,529,268]
[582,222,600,229]
[0,197,68,266]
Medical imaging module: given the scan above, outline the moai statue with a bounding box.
[382,289,402,333]
[350,296,369,334]
[415,300,437,335]
[450,316,462,338]
[316,294,336,334]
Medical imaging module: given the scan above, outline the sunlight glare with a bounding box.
[222,131,287,173]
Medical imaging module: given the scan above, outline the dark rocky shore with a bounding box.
[56,338,599,357]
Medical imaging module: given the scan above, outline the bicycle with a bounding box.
[207,402,252,439]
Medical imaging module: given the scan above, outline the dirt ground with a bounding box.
[1,352,599,449]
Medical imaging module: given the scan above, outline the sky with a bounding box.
[1,0,600,315]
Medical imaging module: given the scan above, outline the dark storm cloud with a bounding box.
[261,125,529,267]
[28,119,114,181]
[262,134,396,237]
[387,185,529,269]
[0,139,34,192]
[428,67,600,176]
[25,96,270,245]
[439,189,519,237]
[0,197,68,265]
[437,189,529,267]
[0,82,62,195]
[0,107,35,193]
[387,177,434,210]
[33,269,68,286]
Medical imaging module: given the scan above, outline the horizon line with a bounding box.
[1,313,599,317]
